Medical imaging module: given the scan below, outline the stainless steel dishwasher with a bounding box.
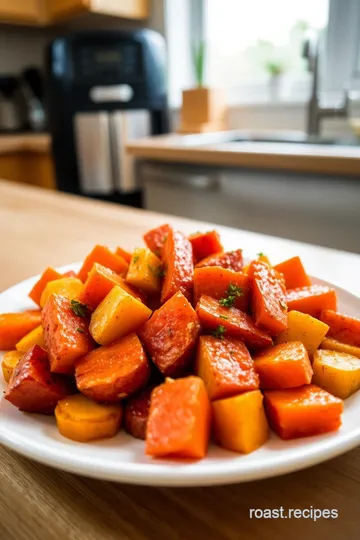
[139,161,360,254]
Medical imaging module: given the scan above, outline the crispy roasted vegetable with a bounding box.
[75,333,150,402]
[55,394,123,442]
[143,223,172,258]
[275,310,329,356]
[115,246,132,263]
[320,309,360,347]
[312,349,360,399]
[161,229,193,303]
[264,384,343,440]
[320,337,360,359]
[77,245,128,282]
[196,249,243,272]
[16,324,45,353]
[0,310,42,351]
[189,230,223,263]
[126,248,163,294]
[196,335,259,400]
[5,345,73,413]
[89,285,152,345]
[28,267,62,306]
[212,390,269,453]
[274,256,311,289]
[138,291,200,376]
[2,350,22,383]
[124,386,153,440]
[286,285,337,318]
[193,267,249,311]
[146,376,211,459]
[40,277,83,308]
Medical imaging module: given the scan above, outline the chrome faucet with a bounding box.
[302,32,349,136]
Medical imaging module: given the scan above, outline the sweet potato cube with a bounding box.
[196,336,259,400]
[16,325,45,353]
[0,310,42,350]
[5,345,73,414]
[42,295,94,374]
[126,248,162,294]
[312,349,360,399]
[143,223,172,257]
[89,286,152,346]
[286,286,337,318]
[195,295,272,350]
[2,350,22,383]
[196,249,243,272]
[275,310,329,356]
[146,376,211,459]
[138,291,200,376]
[320,310,360,347]
[320,338,360,359]
[161,229,193,303]
[274,256,311,289]
[75,333,150,402]
[212,390,269,454]
[248,260,287,336]
[254,341,313,389]
[40,277,84,308]
[193,267,249,311]
[124,386,153,440]
[77,245,128,283]
[189,230,223,263]
[264,384,343,440]
[28,267,62,306]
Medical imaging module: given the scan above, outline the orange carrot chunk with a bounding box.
[143,223,172,257]
[248,260,287,336]
[115,246,132,263]
[189,230,223,263]
[193,267,249,312]
[0,310,42,350]
[196,249,243,272]
[139,291,201,376]
[5,345,73,414]
[264,384,343,440]
[28,267,62,306]
[274,256,311,289]
[161,229,194,304]
[286,285,337,318]
[195,295,272,350]
[77,245,128,283]
[253,341,313,389]
[146,376,211,459]
[62,270,77,278]
[42,295,94,374]
[196,335,259,400]
[320,309,360,348]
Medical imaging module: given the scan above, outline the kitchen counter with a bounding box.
[0,133,51,155]
[127,132,360,177]
[0,179,359,540]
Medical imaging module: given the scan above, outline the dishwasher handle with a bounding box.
[142,164,220,191]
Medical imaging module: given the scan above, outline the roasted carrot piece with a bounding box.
[264,384,343,440]
[320,337,360,359]
[79,262,144,310]
[0,310,42,350]
[28,267,62,306]
[62,270,77,278]
[5,345,73,414]
[75,333,150,403]
[320,309,360,347]
[146,376,211,459]
[138,291,201,376]
[161,229,194,304]
[248,260,287,336]
[286,285,337,318]
[143,223,172,257]
[193,267,249,312]
[115,246,132,263]
[189,230,223,263]
[253,341,313,389]
[77,245,128,283]
[195,295,272,349]
[196,335,259,400]
[274,256,311,289]
[42,295,94,374]
[124,386,153,440]
[196,249,243,272]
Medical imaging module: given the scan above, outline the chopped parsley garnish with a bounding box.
[212,325,226,339]
[70,299,89,318]
[219,283,244,307]
[148,264,165,278]
[76,327,84,333]
[133,255,139,264]
[279,299,287,311]
[219,314,229,320]
[257,252,265,257]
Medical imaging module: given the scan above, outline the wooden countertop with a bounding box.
[0,180,359,540]
[0,133,51,155]
[127,132,360,177]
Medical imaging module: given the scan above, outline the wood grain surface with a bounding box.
[0,134,50,155]
[0,180,359,540]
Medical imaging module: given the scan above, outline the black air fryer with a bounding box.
[46,29,168,207]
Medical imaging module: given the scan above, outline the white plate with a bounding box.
[1,265,360,487]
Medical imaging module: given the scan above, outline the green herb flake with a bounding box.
[212,325,226,339]
[219,314,229,320]
[70,299,89,318]
[148,264,165,278]
[257,252,265,257]
[133,255,139,264]
[279,299,287,311]
[219,283,244,308]
[76,327,85,333]
[161,235,168,244]
[153,249,161,258]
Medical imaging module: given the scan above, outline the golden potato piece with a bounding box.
[16,325,45,353]
[2,350,23,383]
[312,349,360,399]
[275,310,329,356]
[40,277,83,308]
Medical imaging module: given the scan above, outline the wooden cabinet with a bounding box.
[0,0,45,24]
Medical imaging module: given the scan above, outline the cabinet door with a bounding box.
[47,0,89,21]
[0,0,43,24]
[90,0,148,19]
